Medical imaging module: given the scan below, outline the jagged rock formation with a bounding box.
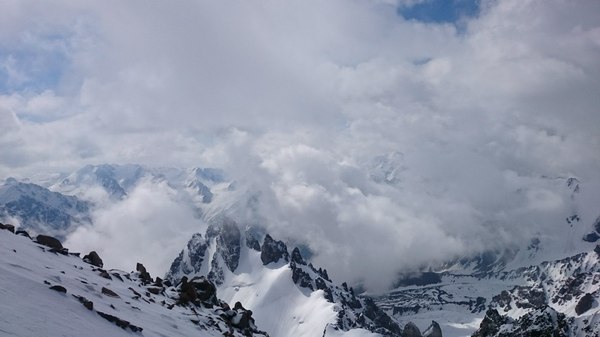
[166,218,403,337]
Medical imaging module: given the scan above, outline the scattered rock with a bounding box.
[98,270,112,280]
[101,287,120,298]
[83,251,103,268]
[35,235,63,250]
[575,293,593,315]
[0,223,15,233]
[49,285,67,293]
[15,229,31,239]
[97,311,143,332]
[73,295,94,310]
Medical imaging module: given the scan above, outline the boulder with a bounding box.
[101,287,120,298]
[35,235,63,250]
[49,285,67,293]
[0,223,15,233]
[83,251,103,268]
[575,293,593,315]
[403,322,422,337]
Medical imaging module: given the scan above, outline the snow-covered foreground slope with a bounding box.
[0,227,267,337]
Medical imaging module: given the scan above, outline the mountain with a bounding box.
[0,178,91,240]
[0,225,268,337]
[165,217,418,337]
[472,244,600,337]
[372,177,600,336]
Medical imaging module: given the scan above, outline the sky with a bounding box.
[1,0,600,290]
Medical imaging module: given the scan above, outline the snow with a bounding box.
[216,241,338,337]
[0,229,247,337]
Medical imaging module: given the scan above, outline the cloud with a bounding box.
[1,0,599,290]
[64,178,202,277]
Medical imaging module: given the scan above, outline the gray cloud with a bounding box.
[1,0,599,290]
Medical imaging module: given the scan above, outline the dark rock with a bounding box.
[583,232,600,243]
[178,277,198,304]
[246,234,261,251]
[98,270,112,280]
[472,309,506,337]
[35,235,63,250]
[0,223,15,233]
[97,311,143,332]
[15,229,31,239]
[595,245,600,257]
[260,234,289,265]
[74,295,94,310]
[83,251,103,268]
[191,277,218,304]
[136,263,152,285]
[112,273,123,282]
[594,216,600,234]
[49,285,67,293]
[291,247,306,265]
[575,293,593,315]
[291,263,314,290]
[423,321,442,337]
[403,322,422,337]
[147,287,161,295]
[154,277,163,287]
[361,297,403,335]
[101,287,120,298]
[207,218,241,272]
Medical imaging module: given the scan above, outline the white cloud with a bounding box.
[1,0,599,289]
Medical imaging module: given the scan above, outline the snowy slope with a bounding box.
[0,227,267,337]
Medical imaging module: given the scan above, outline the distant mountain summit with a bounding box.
[0,178,91,240]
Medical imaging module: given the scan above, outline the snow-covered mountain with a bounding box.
[0,178,91,240]
[163,217,438,337]
[0,224,268,337]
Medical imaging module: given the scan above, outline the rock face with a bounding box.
[82,251,103,268]
[166,218,403,337]
[471,248,600,337]
[575,293,593,315]
[260,234,289,265]
[423,321,442,337]
[166,233,208,283]
[402,322,422,337]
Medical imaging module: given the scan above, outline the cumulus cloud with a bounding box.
[65,178,203,277]
[1,0,599,289]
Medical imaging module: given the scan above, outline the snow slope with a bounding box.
[0,228,266,337]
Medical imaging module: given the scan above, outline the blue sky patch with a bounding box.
[398,0,481,24]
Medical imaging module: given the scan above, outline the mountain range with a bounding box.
[1,163,599,336]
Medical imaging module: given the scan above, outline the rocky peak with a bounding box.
[260,234,289,265]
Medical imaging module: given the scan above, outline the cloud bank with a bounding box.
[1,0,599,289]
